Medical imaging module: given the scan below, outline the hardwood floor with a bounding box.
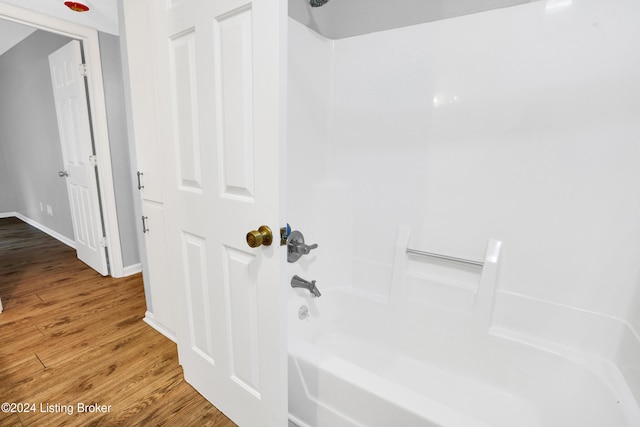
[0,217,236,427]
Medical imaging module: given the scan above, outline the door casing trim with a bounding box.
[0,2,124,277]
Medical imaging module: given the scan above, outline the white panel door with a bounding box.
[151,0,286,426]
[49,40,108,276]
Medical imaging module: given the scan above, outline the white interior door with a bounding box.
[49,40,108,276]
[151,0,287,426]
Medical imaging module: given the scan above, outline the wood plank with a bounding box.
[0,411,23,427]
[0,353,46,390]
[0,218,236,427]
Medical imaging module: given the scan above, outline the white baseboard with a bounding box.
[123,263,142,276]
[143,311,177,343]
[0,212,75,249]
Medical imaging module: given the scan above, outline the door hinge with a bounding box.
[100,237,108,248]
[89,155,97,167]
[79,63,88,77]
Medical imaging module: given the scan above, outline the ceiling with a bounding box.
[0,0,119,36]
[0,0,118,58]
[0,0,539,58]
[0,18,34,56]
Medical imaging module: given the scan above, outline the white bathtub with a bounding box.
[288,284,639,427]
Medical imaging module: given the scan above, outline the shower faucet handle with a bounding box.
[287,230,318,263]
[292,242,318,255]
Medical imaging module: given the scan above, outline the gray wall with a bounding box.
[99,32,139,267]
[0,129,17,213]
[0,29,139,268]
[0,30,75,236]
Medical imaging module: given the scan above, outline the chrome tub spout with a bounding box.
[291,275,321,297]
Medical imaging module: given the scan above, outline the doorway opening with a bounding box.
[0,3,124,277]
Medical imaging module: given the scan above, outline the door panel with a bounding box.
[150,0,287,426]
[49,40,108,276]
[222,245,261,396]
[169,29,203,192]
[181,230,215,362]
[215,6,255,200]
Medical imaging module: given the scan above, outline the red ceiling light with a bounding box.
[64,2,90,12]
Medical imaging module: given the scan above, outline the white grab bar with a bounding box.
[406,248,484,268]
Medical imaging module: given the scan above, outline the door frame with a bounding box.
[0,2,124,277]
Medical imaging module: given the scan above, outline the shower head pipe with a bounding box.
[310,0,329,7]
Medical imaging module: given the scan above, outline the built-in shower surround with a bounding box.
[288,0,640,418]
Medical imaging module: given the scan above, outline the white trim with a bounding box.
[0,2,124,278]
[15,213,76,248]
[0,212,76,248]
[143,311,177,343]
[288,415,310,427]
[123,263,142,276]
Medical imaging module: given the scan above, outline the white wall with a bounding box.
[288,0,534,40]
[330,0,640,316]
[288,0,640,397]
[287,21,336,284]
